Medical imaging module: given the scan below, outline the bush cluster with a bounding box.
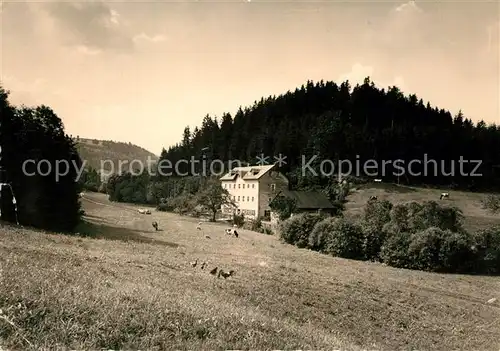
[481,194,500,214]
[156,194,197,215]
[233,213,245,228]
[241,216,274,235]
[279,213,325,248]
[279,199,500,275]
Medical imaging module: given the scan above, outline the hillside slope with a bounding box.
[0,192,499,350]
[74,137,158,173]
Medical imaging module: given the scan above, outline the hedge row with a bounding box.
[279,200,500,274]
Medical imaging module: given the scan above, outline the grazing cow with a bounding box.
[440,192,449,200]
[197,222,203,230]
[225,228,239,237]
[152,221,159,231]
[369,195,378,201]
[218,269,235,279]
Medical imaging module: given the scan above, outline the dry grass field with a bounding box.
[1,187,500,350]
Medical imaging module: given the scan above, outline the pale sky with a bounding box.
[1,0,499,155]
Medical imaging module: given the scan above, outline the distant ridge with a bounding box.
[73,137,158,174]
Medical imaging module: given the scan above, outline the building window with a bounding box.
[270,184,276,191]
[247,196,249,201]
[238,196,240,201]
[252,196,254,202]
[252,184,255,189]
[242,196,244,201]
[233,196,235,200]
[238,184,241,189]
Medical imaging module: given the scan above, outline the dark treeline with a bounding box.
[0,86,82,232]
[106,172,209,205]
[79,166,106,193]
[158,77,500,192]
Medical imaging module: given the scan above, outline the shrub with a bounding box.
[279,213,324,248]
[363,199,393,230]
[407,227,481,273]
[233,213,245,228]
[253,223,274,235]
[269,196,297,220]
[158,193,196,215]
[471,226,500,274]
[263,227,273,235]
[361,222,386,261]
[309,217,364,259]
[98,183,107,194]
[382,226,477,273]
[406,227,448,271]
[382,201,463,236]
[190,205,204,218]
[156,203,169,212]
[380,231,412,269]
[329,200,346,216]
[440,230,476,273]
[481,195,500,214]
[325,179,351,204]
[308,218,333,252]
[250,217,263,231]
[407,201,464,233]
[385,203,410,233]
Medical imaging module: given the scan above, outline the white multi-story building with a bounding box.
[219,164,289,219]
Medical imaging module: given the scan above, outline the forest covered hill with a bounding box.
[159,77,500,192]
[74,137,158,174]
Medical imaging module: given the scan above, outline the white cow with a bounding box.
[225,228,239,238]
[440,192,449,200]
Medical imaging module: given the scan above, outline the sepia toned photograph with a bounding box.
[0,0,499,349]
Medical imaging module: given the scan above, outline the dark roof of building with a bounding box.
[273,189,335,209]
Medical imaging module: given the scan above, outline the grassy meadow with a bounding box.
[1,187,500,350]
